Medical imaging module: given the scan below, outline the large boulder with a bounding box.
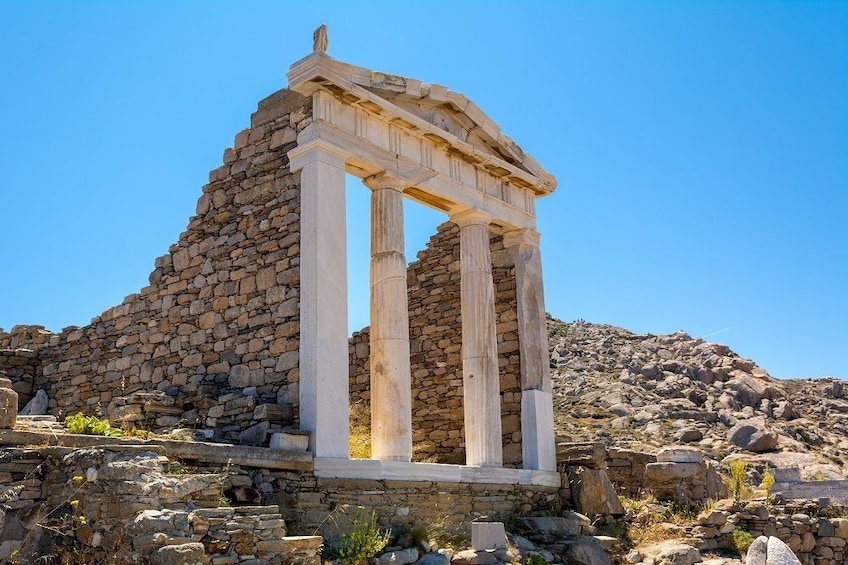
[565,537,611,565]
[727,420,778,453]
[654,543,701,565]
[746,535,768,565]
[568,466,625,516]
[724,375,784,408]
[766,536,801,565]
[516,515,587,543]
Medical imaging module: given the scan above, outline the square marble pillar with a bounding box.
[503,229,556,471]
[288,139,350,458]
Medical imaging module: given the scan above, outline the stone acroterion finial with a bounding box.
[313,24,328,54]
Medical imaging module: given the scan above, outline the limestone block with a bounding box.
[645,462,701,483]
[833,518,848,539]
[270,431,310,451]
[655,447,703,464]
[471,522,506,550]
[651,542,700,565]
[150,542,205,565]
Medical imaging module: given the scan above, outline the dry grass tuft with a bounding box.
[349,401,371,459]
[619,495,698,547]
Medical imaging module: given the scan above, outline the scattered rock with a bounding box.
[746,536,768,565]
[765,536,801,565]
[565,537,611,565]
[18,389,48,416]
[727,421,778,453]
[149,542,205,565]
[568,467,625,516]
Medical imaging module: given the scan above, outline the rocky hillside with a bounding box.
[548,317,848,479]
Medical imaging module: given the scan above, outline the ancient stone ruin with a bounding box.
[0,28,565,562]
[1,27,557,479]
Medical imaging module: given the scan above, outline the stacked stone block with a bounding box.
[0,89,312,442]
[0,348,39,409]
[691,500,848,565]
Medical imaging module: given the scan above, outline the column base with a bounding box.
[521,389,557,472]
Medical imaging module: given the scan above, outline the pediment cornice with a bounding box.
[287,53,556,196]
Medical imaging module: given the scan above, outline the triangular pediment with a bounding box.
[287,53,556,195]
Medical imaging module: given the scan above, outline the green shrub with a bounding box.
[527,554,547,565]
[761,467,775,503]
[730,529,755,554]
[332,510,391,565]
[65,413,121,436]
[727,460,749,502]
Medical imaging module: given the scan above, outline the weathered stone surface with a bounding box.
[471,522,506,551]
[656,447,703,464]
[568,466,624,516]
[18,389,48,416]
[766,536,801,565]
[517,516,583,543]
[378,547,419,565]
[747,536,768,565]
[418,552,451,565]
[645,462,701,482]
[653,543,700,565]
[565,537,611,565]
[0,378,18,429]
[150,542,206,565]
[728,421,779,453]
[451,549,500,565]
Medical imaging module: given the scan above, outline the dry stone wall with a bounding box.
[0,89,312,443]
[349,222,523,466]
[3,82,525,463]
[692,499,848,565]
[0,348,39,409]
[0,445,322,564]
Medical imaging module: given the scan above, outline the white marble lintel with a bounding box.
[312,459,561,487]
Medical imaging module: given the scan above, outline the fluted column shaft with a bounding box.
[453,209,503,467]
[364,173,412,461]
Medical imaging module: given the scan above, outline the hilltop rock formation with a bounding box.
[548,318,848,478]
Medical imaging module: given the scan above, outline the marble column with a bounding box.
[502,229,556,471]
[287,139,350,458]
[363,173,412,461]
[452,209,503,467]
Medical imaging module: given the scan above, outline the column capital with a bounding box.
[287,138,349,173]
[363,171,408,192]
[502,228,541,249]
[451,208,493,228]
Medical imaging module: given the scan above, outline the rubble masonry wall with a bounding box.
[0,88,311,442]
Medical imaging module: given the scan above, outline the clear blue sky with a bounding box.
[0,2,845,379]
